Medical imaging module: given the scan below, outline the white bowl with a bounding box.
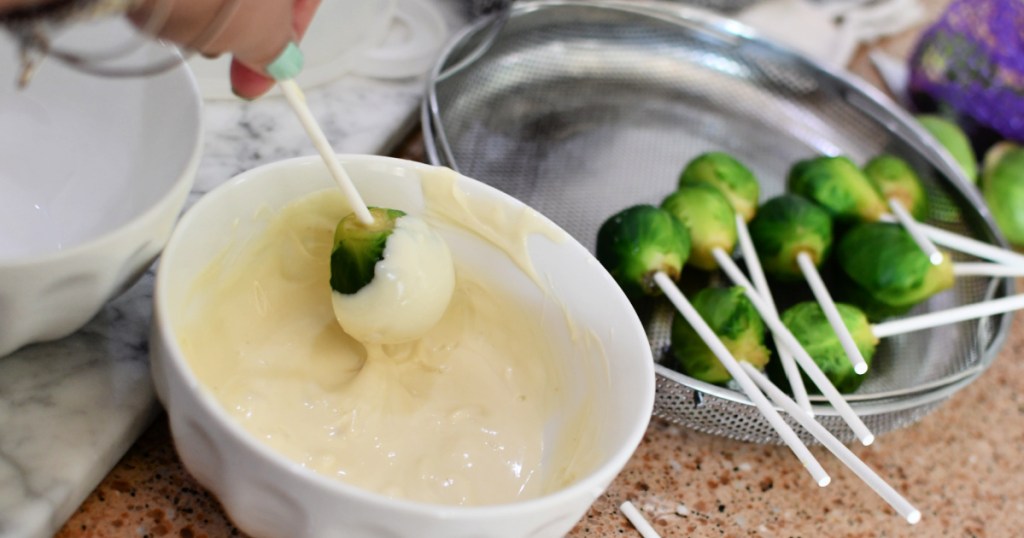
[0,26,202,357]
[150,155,654,538]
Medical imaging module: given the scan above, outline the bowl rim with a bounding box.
[153,153,656,517]
[0,58,203,269]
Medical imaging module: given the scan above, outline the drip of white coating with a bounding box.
[332,214,455,344]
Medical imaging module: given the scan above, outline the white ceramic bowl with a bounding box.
[150,155,654,538]
[0,26,202,357]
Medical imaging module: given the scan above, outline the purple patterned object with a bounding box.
[908,0,1024,145]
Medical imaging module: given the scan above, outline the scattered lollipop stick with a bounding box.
[887,198,944,265]
[872,293,1024,339]
[619,501,662,538]
[711,249,875,446]
[735,214,813,415]
[740,363,922,525]
[952,263,1024,278]
[878,214,1024,268]
[279,79,374,225]
[797,252,870,375]
[653,272,831,486]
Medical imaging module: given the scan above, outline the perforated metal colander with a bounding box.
[422,0,1014,444]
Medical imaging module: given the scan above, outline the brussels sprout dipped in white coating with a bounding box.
[330,208,455,344]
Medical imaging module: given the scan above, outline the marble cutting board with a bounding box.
[0,2,466,535]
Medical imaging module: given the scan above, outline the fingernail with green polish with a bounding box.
[266,41,304,81]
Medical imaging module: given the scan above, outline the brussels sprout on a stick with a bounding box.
[788,155,888,223]
[660,183,738,271]
[596,205,691,300]
[331,208,455,344]
[748,194,868,374]
[790,154,942,265]
[678,152,760,223]
[782,291,1024,392]
[864,155,929,221]
[781,302,878,393]
[863,155,943,265]
[599,204,832,474]
[836,222,954,320]
[670,286,770,384]
[696,253,876,445]
[654,275,830,484]
[680,153,815,410]
[748,195,833,281]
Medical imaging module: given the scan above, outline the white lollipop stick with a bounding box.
[888,198,944,265]
[711,249,875,446]
[952,263,1024,278]
[879,215,1024,268]
[620,501,662,538]
[872,293,1024,339]
[741,363,922,525]
[797,252,869,375]
[735,215,813,415]
[653,272,831,486]
[279,80,374,225]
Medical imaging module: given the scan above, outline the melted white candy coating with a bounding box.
[177,187,597,506]
[332,215,455,344]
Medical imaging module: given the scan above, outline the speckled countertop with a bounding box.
[57,308,1024,537]
[54,0,1024,536]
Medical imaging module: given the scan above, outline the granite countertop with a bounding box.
[58,315,1024,537]
[11,0,1024,536]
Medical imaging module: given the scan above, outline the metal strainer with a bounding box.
[422,0,1014,444]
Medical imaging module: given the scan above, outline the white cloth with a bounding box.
[737,0,926,68]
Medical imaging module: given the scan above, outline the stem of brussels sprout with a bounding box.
[797,252,869,376]
[653,271,831,487]
[711,249,876,446]
[735,215,813,416]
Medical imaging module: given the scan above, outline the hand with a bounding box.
[129,0,322,99]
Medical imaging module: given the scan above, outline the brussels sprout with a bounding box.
[660,183,738,270]
[596,205,691,299]
[781,301,877,393]
[330,207,407,294]
[787,155,888,222]
[748,194,833,281]
[863,154,929,221]
[670,286,770,385]
[678,152,760,222]
[981,142,1024,246]
[836,222,954,320]
[916,114,978,183]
